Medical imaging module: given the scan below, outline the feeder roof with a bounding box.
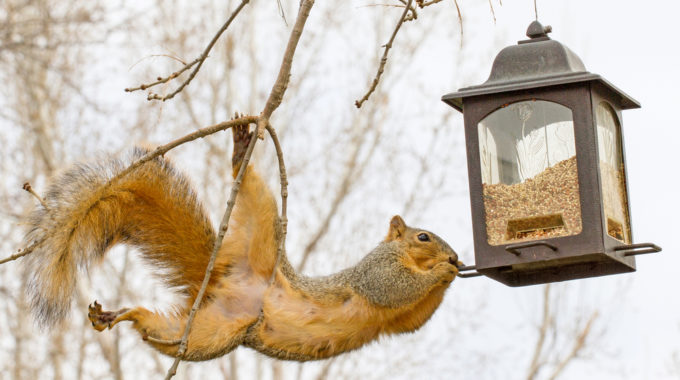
[442,21,640,112]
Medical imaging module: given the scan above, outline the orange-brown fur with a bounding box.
[25,124,460,362]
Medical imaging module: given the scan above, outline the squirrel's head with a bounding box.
[385,215,461,271]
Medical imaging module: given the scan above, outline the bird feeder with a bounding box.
[442,21,660,286]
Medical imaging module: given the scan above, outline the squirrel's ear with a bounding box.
[386,215,407,241]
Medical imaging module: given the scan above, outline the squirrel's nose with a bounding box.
[448,253,462,268]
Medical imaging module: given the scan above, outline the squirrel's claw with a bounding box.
[87,301,129,332]
[231,112,253,172]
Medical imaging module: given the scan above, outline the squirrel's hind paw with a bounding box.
[87,301,130,332]
[231,113,253,171]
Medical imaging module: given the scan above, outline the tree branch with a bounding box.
[0,240,41,265]
[453,0,464,47]
[106,115,258,188]
[164,119,259,380]
[164,4,315,375]
[126,0,250,102]
[296,111,382,271]
[547,311,599,380]
[526,284,551,380]
[398,0,418,21]
[22,182,48,210]
[355,0,413,108]
[256,0,316,139]
[265,124,289,285]
[2,116,257,268]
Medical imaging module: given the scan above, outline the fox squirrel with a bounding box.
[22,123,461,361]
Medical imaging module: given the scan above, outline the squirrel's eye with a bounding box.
[417,233,430,242]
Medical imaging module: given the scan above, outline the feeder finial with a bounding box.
[526,20,552,39]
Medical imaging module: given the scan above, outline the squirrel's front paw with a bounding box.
[432,261,458,284]
[87,301,130,332]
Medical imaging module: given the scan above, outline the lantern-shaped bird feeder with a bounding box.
[442,21,661,286]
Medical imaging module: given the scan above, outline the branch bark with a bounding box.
[256,0,315,139]
[164,119,259,379]
[547,311,599,380]
[526,284,551,380]
[355,0,413,108]
[0,240,41,265]
[265,124,289,285]
[126,0,250,101]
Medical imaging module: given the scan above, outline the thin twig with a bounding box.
[526,284,551,380]
[126,0,250,102]
[453,0,464,48]
[106,115,258,189]
[419,0,444,8]
[355,0,413,108]
[296,136,359,271]
[398,0,418,21]
[265,124,288,285]
[125,60,199,93]
[315,358,336,380]
[163,3,315,377]
[22,182,48,210]
[144,335,181,346]
[276,0,288,26]
[534,0,538,20]
[547,311,599,380]
[164,120,259,380]
[296,109,382,271]
[3,117,257,267]
[488,0,496,24]
[0,240,42,265]
[256,0,316,139]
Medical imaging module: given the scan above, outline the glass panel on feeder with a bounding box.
[478,100,583,245]
[596,102,631,243]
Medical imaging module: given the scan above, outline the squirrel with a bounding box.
[22,122,461,362]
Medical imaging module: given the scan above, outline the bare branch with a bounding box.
[315,357,336,380]
[526,285,600,380]
[418,0,445,6]
[527,284,551,380]
[296,115,382,271]
[125,59,199,94]
[488,0,497,24]
[0,240,42,265]
[106,115,258,188]
[547,311,599,380]
[398,0,418,22]
[164,119,259,380]
[164,4,313,372]
[265,124,289,286]
[144,336,182,346]
[355,0,412,108]
[22,182,48,210]
[256,0,316,139]
[126,0,250,102]
[453,0,464,47]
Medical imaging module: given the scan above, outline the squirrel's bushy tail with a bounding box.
[23,148,217,326]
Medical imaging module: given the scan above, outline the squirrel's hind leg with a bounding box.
[86,300,253,361]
